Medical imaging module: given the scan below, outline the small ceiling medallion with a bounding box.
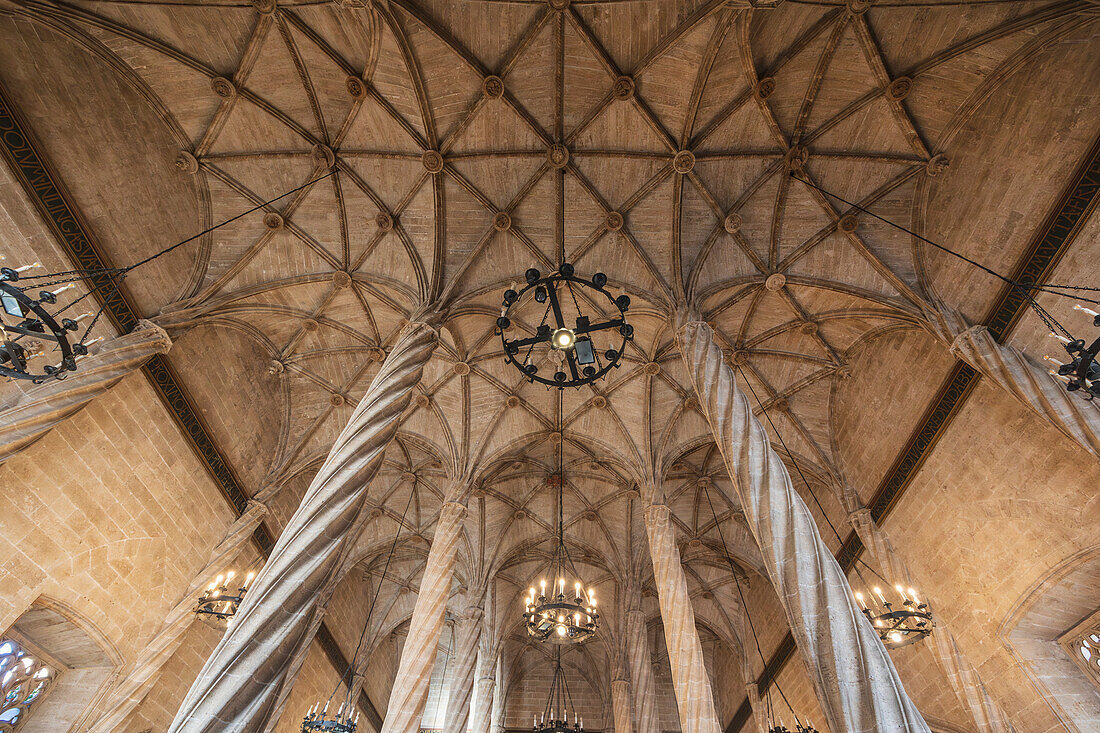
[302,318,319,332]
[493,212,512,231]
[312,144,336,169]
[329,393,346,407]
[724,212,742,234]
[483,75,505,99]
[547,143,570,169]
[612,76,635,101]
[755,77,776,100]
[799,321,819,336]
[784,145,809,171]
[673,150,696,174]
[506,395,521,408]
[211,76,236,99]
[643,361,661,376]
[731,350,748,365]
[332,271,352,288]
[887,76,912,101]
[605,211,624,231]
[547,0,570,10]
[367,346,386,362]
[263,212,284,230]
[414,393,431,408]
[251,0,276,14]
[838,214,859,233]
[591,395,607,409]
[764,273,786,291]
[346,75,367,99]
[846,0,871,14]
[422,149,445,174]
[376,211,394,231]
[453,361,471,376]
[925,153,949,177]
[175,150,199,175]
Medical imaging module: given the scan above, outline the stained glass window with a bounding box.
[0,639,55,732]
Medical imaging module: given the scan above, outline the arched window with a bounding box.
[0,638,56,732]
[1067,626,1100,686]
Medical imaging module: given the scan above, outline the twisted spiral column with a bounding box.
[624,601,659,733]
[444,607,484,733]
[677,317,929,733]
[0,320,171,463]
[644,503,723,733]
[381,500,468,733]
[611,678,633,733]
[168,317,440,732]
[923,298,1100,460]
[848,509,1015,733]
[86,501,266,732]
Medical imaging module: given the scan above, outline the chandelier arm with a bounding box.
[574,319,623,335]
[547,283,569,330]
[509,332,555,349]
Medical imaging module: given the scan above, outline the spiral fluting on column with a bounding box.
[169,318,440,732]
[677,318,929,733]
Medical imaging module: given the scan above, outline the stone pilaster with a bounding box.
[168,317,440,732]
[0,320,171,463]
[848,509,1016,733]
[677,316,929,733]
[380,500,468,733]
[611,678,633,733]
[444,606,484,733]
[643,503,723,733]
[924,298,1100,460]
[87,501,266,732]
[744,682,768,733]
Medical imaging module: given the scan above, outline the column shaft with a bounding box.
[444,609,483,733]
[380,500,467,733]
[624,606,659,733]
[644,504,722,733]
[611,678,633,733]
[169,319,439,732]
[87,501,266,732]
[848,510,1015,733]
[0,320,171,463]
[677,318,929,733]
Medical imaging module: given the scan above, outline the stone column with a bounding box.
[489,654,505,733]
[624,601,659,733]
[169,316,440,732]
[471,674,495,733]
[924,299,1100,460]
[87,501,266,732]
[677,316,929,733]
[848,509,1016,733]
[444,606,484,733]
[643,503,723,733]
[611,677,633,733]
[470,621,498,733]
[0,320,171,463]
[381,500,468,733]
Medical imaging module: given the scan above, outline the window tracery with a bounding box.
[0,639,55,731]
[1068,627,1100,686]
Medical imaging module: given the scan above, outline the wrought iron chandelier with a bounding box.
[302,702,358,733]
[854,584,933,650]
[768,724,818,733]
[498,263,632,388]
[1046,304,1100,399]
[532,648,583,733]
[522,391,599,644]
[195,569,254,623]
[0,262,96,382]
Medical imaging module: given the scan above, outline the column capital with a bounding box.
[441,500,468,522]
[409,303,448,331]
[643,502,671,527]
[673,302,705,330]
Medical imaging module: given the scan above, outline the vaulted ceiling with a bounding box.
[1,0,1098,720]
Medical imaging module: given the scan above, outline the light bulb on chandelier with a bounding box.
[195,569,255,625]
[853,583,933,650]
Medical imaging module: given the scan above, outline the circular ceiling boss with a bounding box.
[497,264,633,388]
